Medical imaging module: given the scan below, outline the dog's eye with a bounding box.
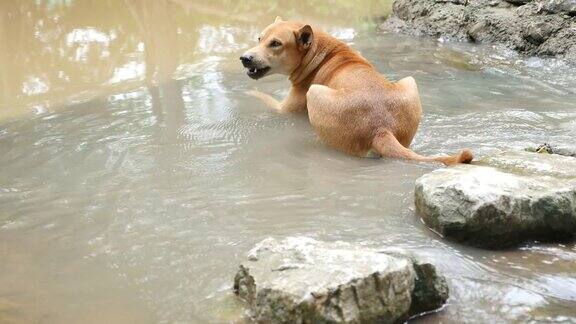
[269,40,282,48]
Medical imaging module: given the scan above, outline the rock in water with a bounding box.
[415,151,576,249]
[525,143,576,157]
[233,237,448,323]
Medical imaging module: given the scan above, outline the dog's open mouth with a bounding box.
[246,66,271,79]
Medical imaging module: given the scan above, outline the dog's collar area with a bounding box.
[289,39,336,85]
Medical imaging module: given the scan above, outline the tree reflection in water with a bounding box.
[0,0,390,121]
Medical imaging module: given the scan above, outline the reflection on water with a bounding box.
[0,0,388,121]
[1,0,576,323]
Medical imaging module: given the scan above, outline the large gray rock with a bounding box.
[233,237,448,323]
[415,151,576,249]
[380,0,576,62]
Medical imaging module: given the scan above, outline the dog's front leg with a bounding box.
[246,86,306,113]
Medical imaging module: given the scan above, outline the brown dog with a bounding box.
[240,17,473,165]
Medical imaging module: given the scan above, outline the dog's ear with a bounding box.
[274,16,283,23]
[295,25,313,50]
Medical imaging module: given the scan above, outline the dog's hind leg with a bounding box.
[372,130,473,165]
[307,85,381,156]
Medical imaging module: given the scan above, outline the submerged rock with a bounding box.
[233,237,448,323]
[380,0,576,62]
[415,150,576,249]
[525,143,576,157]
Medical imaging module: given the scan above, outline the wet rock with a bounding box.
[466,8,526,49]
[415,151,576,249]
[506,0,534,5]
[233,237,449,323]
[525,143,576,157]
[385,0,471,39]
[537,22,576,58]
[531,143,554,153]
[379,0,576,62]
[409,261,449,316]
[522,15,565,46]
[542,0,576,15]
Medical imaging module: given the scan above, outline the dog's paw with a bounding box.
[245,89,264,98]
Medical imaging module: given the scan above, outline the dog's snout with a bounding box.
[240,55,253,67]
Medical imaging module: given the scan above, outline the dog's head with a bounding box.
[240,17,313,80]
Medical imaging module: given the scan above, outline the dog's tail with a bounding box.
[426,149,474,165]
[372,130,473,166]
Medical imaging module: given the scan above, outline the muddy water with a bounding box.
[1,1,576,323]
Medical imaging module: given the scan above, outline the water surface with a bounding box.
[1,1,576,323]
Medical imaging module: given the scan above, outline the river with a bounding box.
[1,0,575,323]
